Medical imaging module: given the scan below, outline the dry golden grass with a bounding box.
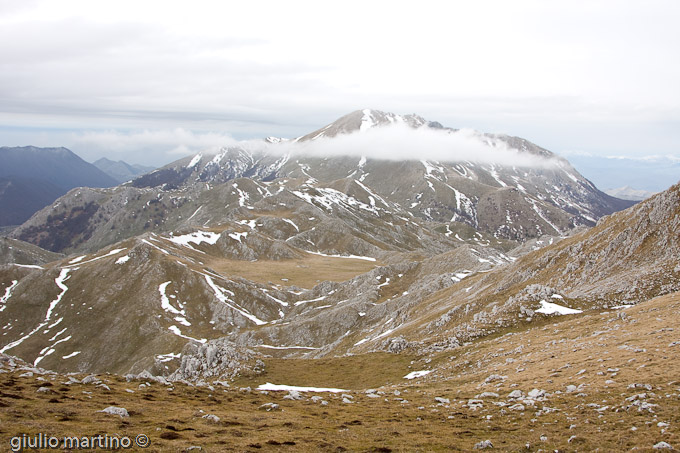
[233,353,415,390]
[1,293,678,452]
[206,255,380,289]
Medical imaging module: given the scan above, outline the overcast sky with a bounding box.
[1,0,679,171]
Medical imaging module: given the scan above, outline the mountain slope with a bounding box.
[0,178,674,376]
[0,237,63,266]
[0,176,64,226]
[0,147,118,226]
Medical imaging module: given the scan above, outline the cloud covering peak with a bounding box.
[274,123,560,168]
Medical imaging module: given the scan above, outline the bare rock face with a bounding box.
[170,338,261,382]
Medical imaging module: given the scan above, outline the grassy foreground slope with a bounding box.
[1,291,678,452]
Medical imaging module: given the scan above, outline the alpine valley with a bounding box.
[0,110,678,452]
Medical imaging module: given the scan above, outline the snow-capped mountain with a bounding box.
[10,110,631,254]
[296,109,439,141]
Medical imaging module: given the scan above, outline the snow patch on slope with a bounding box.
[0,280,18,312]
[257,382,347,393]
[167,231,221,248]
[204,276,267,325]
[536,300,582,315]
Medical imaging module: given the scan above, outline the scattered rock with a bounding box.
[485,374,506,383]
[508,390,524,399]
[283,390,303,400]
[434,397,450,404]
[477,392,499,398]
[36,387,51,393]
[467,399,484,410]
[474,440,493,449]
[653,441,673,450]
[527,389,546,399]
[82,375,101,385]
[259,402,279,411]
[98,406,129,418]
[202,414,220,423]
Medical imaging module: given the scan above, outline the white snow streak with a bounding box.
[404,370,432,380]
[1,269,74,353]
[204,276,267,325]
[257,382,348,393]
[187,205,203,221]
[13,264,44,269]
[281,218,299,232]
[262,289,289,307]
[168,325,206,344]
[156,352,181,362]
[294,295,326,306]
[0,280,18,312]
[158,282,183,316]
[187,153,202,168]
[256,345,319,350]
[228,231,248,242]
[306,250,376,261]
[45,269,72,321]
[167,231,221,248]
[63,248,126,267]
[142,239,169,254]
[536,300,582,315]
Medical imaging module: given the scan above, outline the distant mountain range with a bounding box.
[92,157,155,184]
[604,185,658,201]
[567,153,680,193]
[0,146,118,226]
[0,147,154,227]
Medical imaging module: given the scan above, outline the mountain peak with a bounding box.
[296,109,442,141]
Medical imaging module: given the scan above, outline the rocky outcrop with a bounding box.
[169,338,261,382]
